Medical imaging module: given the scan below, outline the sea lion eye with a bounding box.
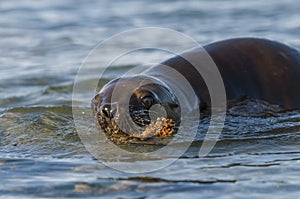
[140,95,154,108]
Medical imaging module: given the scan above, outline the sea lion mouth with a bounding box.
[93,104,177,144]
[94,110,120,135]
[94,106,162,134]
[94,114,134,136]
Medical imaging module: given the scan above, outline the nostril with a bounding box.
[101,105,110,118]
[101,104,117,119]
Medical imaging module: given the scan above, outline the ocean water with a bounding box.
[1,0,300,198]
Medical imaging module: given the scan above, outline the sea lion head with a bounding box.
[91,75,180,137]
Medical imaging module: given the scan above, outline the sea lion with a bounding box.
[91,38,300,138]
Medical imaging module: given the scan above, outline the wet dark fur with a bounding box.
[162,38,300,110]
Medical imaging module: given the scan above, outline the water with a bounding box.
[1,0,300,198]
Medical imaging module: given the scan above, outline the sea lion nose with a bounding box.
[100,104,116,119]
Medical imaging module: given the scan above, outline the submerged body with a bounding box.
[92,38,300,138]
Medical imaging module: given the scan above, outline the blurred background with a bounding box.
[1,0,300,198]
